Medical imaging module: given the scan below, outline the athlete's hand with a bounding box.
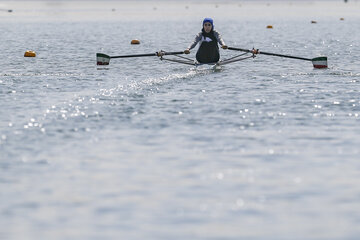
[184,49,190,54]
[221,45,228,49]
[252,48,259,54]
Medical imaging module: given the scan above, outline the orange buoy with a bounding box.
[311,20,317,24]
[24,50,36,57]
[266,25,273,29]
[131,39,140,45]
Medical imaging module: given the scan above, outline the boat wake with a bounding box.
[11,67,214,139]
[136,67,214,87]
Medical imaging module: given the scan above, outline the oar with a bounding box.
[0,9,13,12]
[96,51,184,65]
[228,47,327,69]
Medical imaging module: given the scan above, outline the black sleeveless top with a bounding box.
[196,29,220,64]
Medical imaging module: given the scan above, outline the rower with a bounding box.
[184,18,228,64]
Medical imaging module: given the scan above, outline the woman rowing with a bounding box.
[184,18,228,64]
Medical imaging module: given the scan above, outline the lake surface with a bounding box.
[1,1,360,239]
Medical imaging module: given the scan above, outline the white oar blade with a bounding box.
[312,57,327,69]
[97,53,110,65]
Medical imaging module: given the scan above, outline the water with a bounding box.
[1,1,360,239]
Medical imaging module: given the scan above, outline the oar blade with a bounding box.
[97,53,110,65]
[312,56,327,69]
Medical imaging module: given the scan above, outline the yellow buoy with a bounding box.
[131,39,140,45]
[266,25,273,29]
[24,50,36,57]
[311,20,317,24]
[340,18,345,21]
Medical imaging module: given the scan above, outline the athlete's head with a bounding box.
[202,18,214,33]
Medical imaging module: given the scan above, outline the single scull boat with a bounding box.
[96,47,327,69]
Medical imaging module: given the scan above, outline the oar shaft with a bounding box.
[228,47,312,61]
[227,47,252,53]
[110,51,184,59]
[161,51,185,56]
[258,51,311,61]
[111,53,157,58]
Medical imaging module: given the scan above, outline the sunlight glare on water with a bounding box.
[1,1,360,240]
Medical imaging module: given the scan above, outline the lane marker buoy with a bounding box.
[266,25,273,29]
[24,50,36,57]
[131,39,140,45]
